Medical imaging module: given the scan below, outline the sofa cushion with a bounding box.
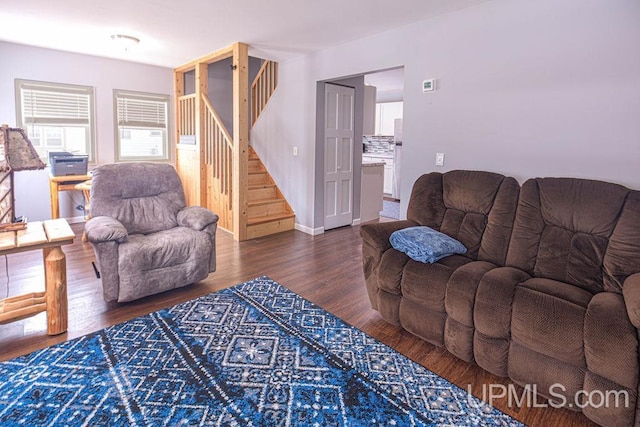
[445,261,497,327]
[406,171,519,264]
[390,226,467,263]
[508,341,585,404]
[622,273,640,329]
[439,210,486,257]
[511,278,592,368]
[474,267,531,339]
[584,292,638,390]
[507,178,631,294]
[604,191,640,293]
[91,163,186,235]
[401,255,471,312]
[582,373,637,427]
[377,249,410,295]
[445,261,498,362]
[399,298,448,346]
[117,227,211,302]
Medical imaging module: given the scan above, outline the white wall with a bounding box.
[251,57,316,229]
[0,41,173,221]
[254,0,640,230]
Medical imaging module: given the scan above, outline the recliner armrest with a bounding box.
[360,220,417,252]
[622,272,640,328]
[85,216,128,243]
[177,206,219,231]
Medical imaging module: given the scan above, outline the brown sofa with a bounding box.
[360,170,640,426]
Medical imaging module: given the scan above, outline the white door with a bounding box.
[324,83,355,230]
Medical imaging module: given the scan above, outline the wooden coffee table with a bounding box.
[0,219,75,335]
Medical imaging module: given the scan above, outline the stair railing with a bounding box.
[177,94,196,136]
[251,60,278,126]
[203,95,233,209]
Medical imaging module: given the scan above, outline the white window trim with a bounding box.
[15,79,96,163]
[113,89,171,162]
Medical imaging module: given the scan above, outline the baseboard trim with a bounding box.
[295,223,324,236]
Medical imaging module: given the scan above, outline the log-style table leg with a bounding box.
[44,246,68,335]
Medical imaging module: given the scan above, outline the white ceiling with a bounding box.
[0,0,490,68]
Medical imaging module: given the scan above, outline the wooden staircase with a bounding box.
[246,147,295,239]
[174,43,294,241]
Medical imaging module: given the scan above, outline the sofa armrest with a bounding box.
[85,216,128,243]
[622,272,640,328]
[360,220,417,252]
[177,206,219,231]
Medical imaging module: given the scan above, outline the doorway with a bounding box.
[313,70,402,233]
[363,67,404,220]
[323,83,355,230]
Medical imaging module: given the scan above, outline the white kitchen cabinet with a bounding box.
[383,160,394,195]
[375,102,403,135]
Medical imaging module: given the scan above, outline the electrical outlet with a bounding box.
[293,146,298,156]
[435,153,445,167]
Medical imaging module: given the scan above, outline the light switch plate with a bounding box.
[435,152,445,166]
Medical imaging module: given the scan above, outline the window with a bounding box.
[114,90,170,162]
[15,79,95,162]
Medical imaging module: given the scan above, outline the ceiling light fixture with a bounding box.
[110,34,140,51]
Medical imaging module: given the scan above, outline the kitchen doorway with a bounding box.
[313,68,404,233]
[363,67,404,220]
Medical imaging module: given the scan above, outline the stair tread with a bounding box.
[248,198,285,207]
[247,212,295,225]
[249,184,276,189]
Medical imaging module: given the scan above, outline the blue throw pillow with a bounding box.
[390,226,467,263]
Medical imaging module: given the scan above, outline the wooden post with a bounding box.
[174,71,187,199]
[44,246,67,335]
[195,62,209,207]
[232,42,249,241]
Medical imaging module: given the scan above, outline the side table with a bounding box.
[49,174,92,219]
[0,219,75,335]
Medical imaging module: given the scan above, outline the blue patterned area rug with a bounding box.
[0,277,522,426]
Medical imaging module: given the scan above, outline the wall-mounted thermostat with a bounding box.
[422,79,436,92]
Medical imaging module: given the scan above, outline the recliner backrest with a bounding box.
[407,170,520,265]
[90,162,186,235]
[506,177,635,294]
[604,191,640,292]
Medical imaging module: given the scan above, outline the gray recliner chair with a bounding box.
[85,162,218,302]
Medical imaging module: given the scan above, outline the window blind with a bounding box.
[116,94,167,129]
[21,84,91,125]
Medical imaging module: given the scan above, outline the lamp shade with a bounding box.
[0,125,46,172]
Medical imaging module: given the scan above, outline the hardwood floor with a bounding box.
[0,222,596,426]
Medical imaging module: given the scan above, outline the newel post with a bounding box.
[232,42,249,241]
